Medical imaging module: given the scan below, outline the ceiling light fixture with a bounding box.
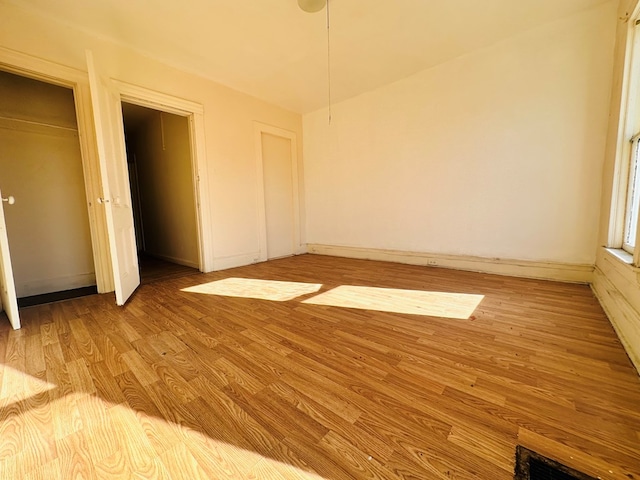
[297,0,326,13]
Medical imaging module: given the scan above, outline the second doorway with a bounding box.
[121,103,200,283]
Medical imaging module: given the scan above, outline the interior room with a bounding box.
[121,102,200,283]
[0,0,639,479]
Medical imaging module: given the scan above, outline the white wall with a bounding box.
[0,71,95,297]
[0,2,303,272]
[304,2,617,265]
[132,110,199,267]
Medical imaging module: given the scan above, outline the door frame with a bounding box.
[0,47,214,298]
[114,80,213,273]
[0,46,114,293]
[254,122,304,262]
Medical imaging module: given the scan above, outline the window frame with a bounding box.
[609,11,640,265]
[622,133,640,253]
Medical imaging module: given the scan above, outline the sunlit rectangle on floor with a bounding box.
[181,277,322,301]
[302,285,484,319]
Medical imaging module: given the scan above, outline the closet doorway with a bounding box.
[121,103,200,284]
[262,132,296,259]
[0,70,97,311]
[255,123,303,262]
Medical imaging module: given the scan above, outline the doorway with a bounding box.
[121,103,200,284]
[0,70,97,307]
[262,132,296,259]
[255,123,302,262]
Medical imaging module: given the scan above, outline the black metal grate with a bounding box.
[514,446,597,480]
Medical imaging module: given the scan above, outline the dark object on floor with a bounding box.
[18,286,98,308]
[514,446,598,480]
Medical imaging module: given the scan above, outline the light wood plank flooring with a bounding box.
[139,254,200,286]
[1,254,639,479]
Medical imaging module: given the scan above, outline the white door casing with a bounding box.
[262,132,295,259]
[0,46,115,295]
[254,123,303,262]
[86,51,140,305]
[0,190,20,329]
[114,80,213,273]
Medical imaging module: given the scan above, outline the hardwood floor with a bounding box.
[1,254,639,479]
[138,254,199,285]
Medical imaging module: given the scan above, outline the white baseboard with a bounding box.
[307,244,594,284]
[213,252,261,271]
[17,272,97,298]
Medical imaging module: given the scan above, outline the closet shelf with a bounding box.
[0,115,78,133]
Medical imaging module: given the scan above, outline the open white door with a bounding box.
[0,190,20,329]
[86,51,140,305]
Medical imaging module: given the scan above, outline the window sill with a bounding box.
[605,247,634,265]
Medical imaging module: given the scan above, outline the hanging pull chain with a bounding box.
[326,0,332,125]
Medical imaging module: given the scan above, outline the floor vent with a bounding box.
[514,446,597,480]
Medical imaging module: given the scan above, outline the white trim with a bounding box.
[213,252,261,271]
[307,244,594,284]
[114,81,214,273]
[74,83,114,293]
[112,80,204,115]
[592,265,640,376]
[605,247,634,264]
[0,47,85,86]
[254,122,304,262]
[0,46,113,293]
[190,111,214,272]
[608,25,636,248]
[608,9,640,258]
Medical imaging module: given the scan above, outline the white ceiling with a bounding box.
[9,0,611,113]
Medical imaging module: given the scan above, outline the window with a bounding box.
[610,14,640,261]
[623,134,640,253]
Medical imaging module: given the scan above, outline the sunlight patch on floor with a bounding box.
[302,285,484,319]
[0,365,57,401]
[1,390,327,479]
[181,277,323,301]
